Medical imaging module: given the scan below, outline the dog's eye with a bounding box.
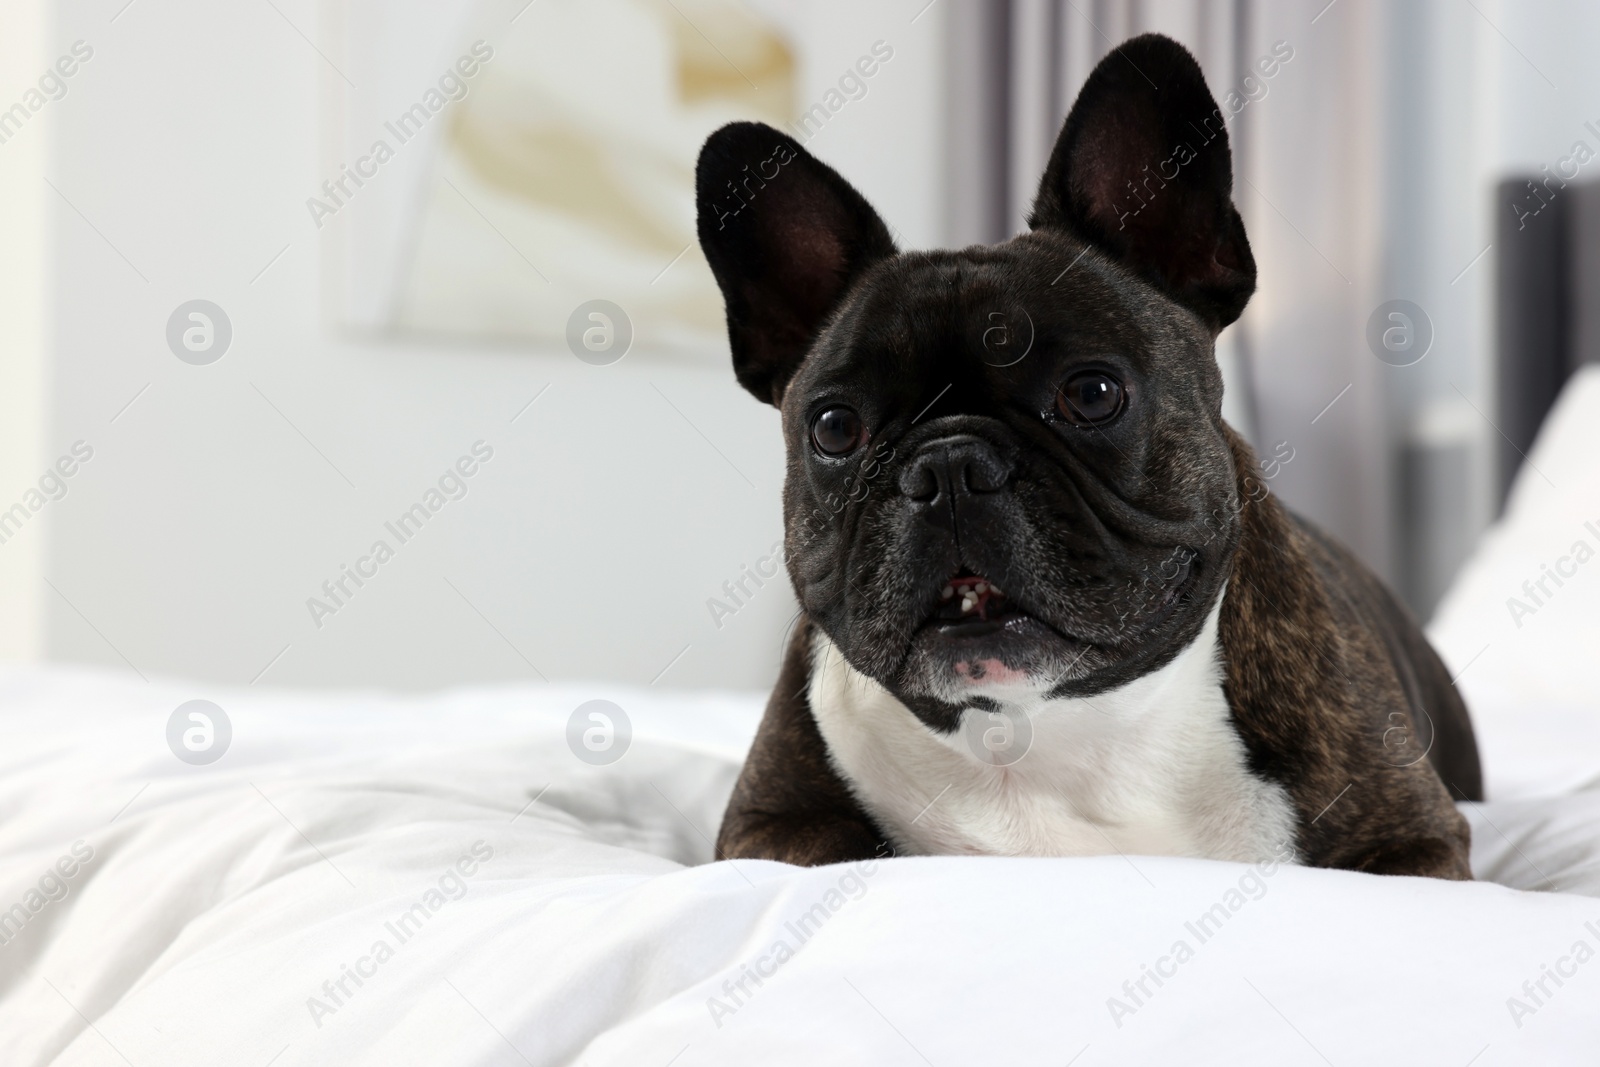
[811,407,865,456]
[1056,371,1126,426]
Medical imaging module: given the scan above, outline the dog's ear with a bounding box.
[1029,34,1256,331]
[697,122,897,406]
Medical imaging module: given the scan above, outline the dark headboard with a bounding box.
[1495,176,1600,508]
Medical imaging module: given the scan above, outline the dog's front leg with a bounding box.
[715,621,893,867]
[716,808,887,866]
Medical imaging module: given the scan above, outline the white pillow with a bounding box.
[1430,366,1600,798]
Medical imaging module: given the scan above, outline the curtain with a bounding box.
[942,0,1495,617]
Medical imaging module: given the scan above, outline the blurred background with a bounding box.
[0,0,1594,694]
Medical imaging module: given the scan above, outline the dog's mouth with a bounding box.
[920,557,1196,638]
[930,570,1014,629]
[903,555,1202,693]
[907,567,1064,693]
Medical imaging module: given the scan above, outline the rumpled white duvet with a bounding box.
[5,374,1600,1065]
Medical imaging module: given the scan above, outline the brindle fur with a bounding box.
[717,431,1480,877]
[703,34,1480,879]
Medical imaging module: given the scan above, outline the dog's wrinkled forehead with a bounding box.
[790,238,1220,416]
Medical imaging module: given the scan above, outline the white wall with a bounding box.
[0,0,48,660]
[1485,0,1600,173]
[760,0,948,250]
[40,0,948,693]
[42,0,1582,692]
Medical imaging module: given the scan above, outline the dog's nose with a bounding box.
[898,435,1013,503]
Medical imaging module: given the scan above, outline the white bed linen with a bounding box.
[1430,366,1600,801]
[1,369,1598,1065]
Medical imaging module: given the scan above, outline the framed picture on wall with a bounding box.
[321,0,799,357]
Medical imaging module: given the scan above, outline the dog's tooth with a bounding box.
[975,582,987,594]
[961,595,977,613]
[941,585,953,599]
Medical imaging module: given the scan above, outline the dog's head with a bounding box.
[696,35,1256,731]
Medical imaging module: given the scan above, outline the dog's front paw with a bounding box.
[717,814,890,867]
[1350,837,1472,880]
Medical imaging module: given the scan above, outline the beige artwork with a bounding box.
[392,0,796,356]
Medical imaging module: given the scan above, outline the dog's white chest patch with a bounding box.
[807,597,1297,862]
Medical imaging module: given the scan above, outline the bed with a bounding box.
[3,367,1599,1064]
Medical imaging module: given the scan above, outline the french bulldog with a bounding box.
[694,34,1481,878]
